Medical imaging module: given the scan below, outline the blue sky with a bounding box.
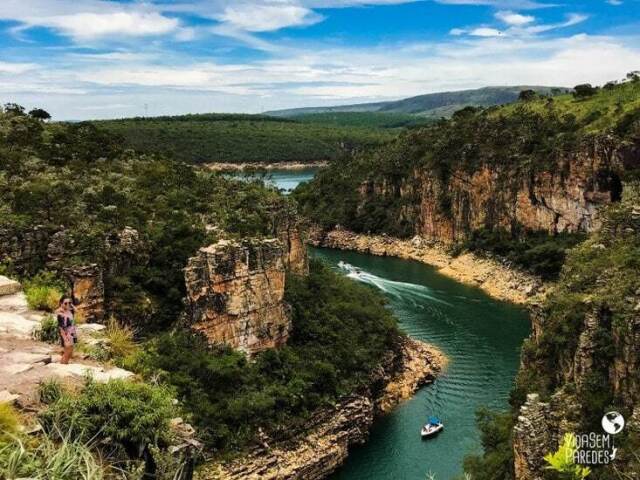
[0,0,639,119]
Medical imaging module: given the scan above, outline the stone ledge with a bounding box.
[0,276,21,296]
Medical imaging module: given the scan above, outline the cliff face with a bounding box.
[512,192,640,479]
[357,139,634,244]
[184,238,291,355]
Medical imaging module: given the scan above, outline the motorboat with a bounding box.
[421,417,444,438]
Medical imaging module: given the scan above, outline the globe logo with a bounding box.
[602,412,625,435]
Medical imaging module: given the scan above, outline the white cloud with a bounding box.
[469,27,503,36]
[495,10,535,26]
[0,61,38,74]
[42,12,179,40]
[217,3,322,32]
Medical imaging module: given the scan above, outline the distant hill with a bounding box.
[266,86,568,119]
[94,113,396,165]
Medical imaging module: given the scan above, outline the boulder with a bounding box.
[0,276,21,296]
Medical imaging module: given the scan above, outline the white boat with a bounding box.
[421,417,444,438]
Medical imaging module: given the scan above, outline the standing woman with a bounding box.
[57,295,76,364]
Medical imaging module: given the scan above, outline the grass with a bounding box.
[0,403,21,439]
[23,271,66,312]
[104,317,138,362]
[496,79,640,134]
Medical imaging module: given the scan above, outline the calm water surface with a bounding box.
[310,248,530,480]
[233,167,318,193]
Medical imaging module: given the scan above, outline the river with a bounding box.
[269,169,530,479]
[310,248,530,480]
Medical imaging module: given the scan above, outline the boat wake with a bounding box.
[337,261,451,306]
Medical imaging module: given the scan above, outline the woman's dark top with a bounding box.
[57,311,75,346]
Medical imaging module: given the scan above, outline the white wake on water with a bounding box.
[337,261,451,306]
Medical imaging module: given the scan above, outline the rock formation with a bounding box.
[357,139,634,244]
[271,208,309,275]
[184,238,291,355]
[67,264,105,324]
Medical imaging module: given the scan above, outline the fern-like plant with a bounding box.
[544,433,591,480]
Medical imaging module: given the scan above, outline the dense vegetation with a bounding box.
[466,185,640,480]
[295,78,640,279]
[95,113,395,165]
[0,104,291,329]
[0,103,403,476]
[294,111,432,129]
[126,259,399,454]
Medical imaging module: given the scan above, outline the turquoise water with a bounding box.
[233,167,318,193]
[310,248,530,480]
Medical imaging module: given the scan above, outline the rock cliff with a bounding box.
[512,191,640,479]
[357,139,634,244]
[184,238,291,355]
[199,337,443,480]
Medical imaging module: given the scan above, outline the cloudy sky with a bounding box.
[1,0,639,119]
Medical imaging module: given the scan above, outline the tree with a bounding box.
[518,90,537,102]
[627,71,640,82]
[573,84,598,98]
[3,103,25,116]
[28,108,51,121]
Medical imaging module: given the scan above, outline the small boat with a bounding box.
[421,417,444,438]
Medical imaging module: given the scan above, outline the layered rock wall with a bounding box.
[357,139,635,244]
[184,238,291,355]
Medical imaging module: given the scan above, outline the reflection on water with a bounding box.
[313,248,530,480]
[231,167,318,194]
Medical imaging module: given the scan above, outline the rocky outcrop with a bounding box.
[272,209,309,276]
[0,225,50,274]
[67,264,105,324]
[311,228,545,305]
[184,239,291,355]
[357,138,634,244]
[513,394,555,480]
[200,338,444,480]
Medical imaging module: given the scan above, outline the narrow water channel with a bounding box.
[310,248,530,480]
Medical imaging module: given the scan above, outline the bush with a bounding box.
[39,378,176,457]
[24,271,66,312]
[463,408,515,480]
[38,379,65,405]
[0,403,21,439]
[104,316,138,362]
[33,314,59,343]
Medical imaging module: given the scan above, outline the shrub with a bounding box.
[25,285,62,312]
[0,403,21,439]
[24,271,66,312]
[39,378,176,457]
[38,379,65,405]
[104,316,138,362]
[33,314,59,343]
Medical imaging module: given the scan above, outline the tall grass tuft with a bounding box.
[105,316,138,362]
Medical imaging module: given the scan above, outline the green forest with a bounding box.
[94,113,396,164]
[0,104,401,477]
